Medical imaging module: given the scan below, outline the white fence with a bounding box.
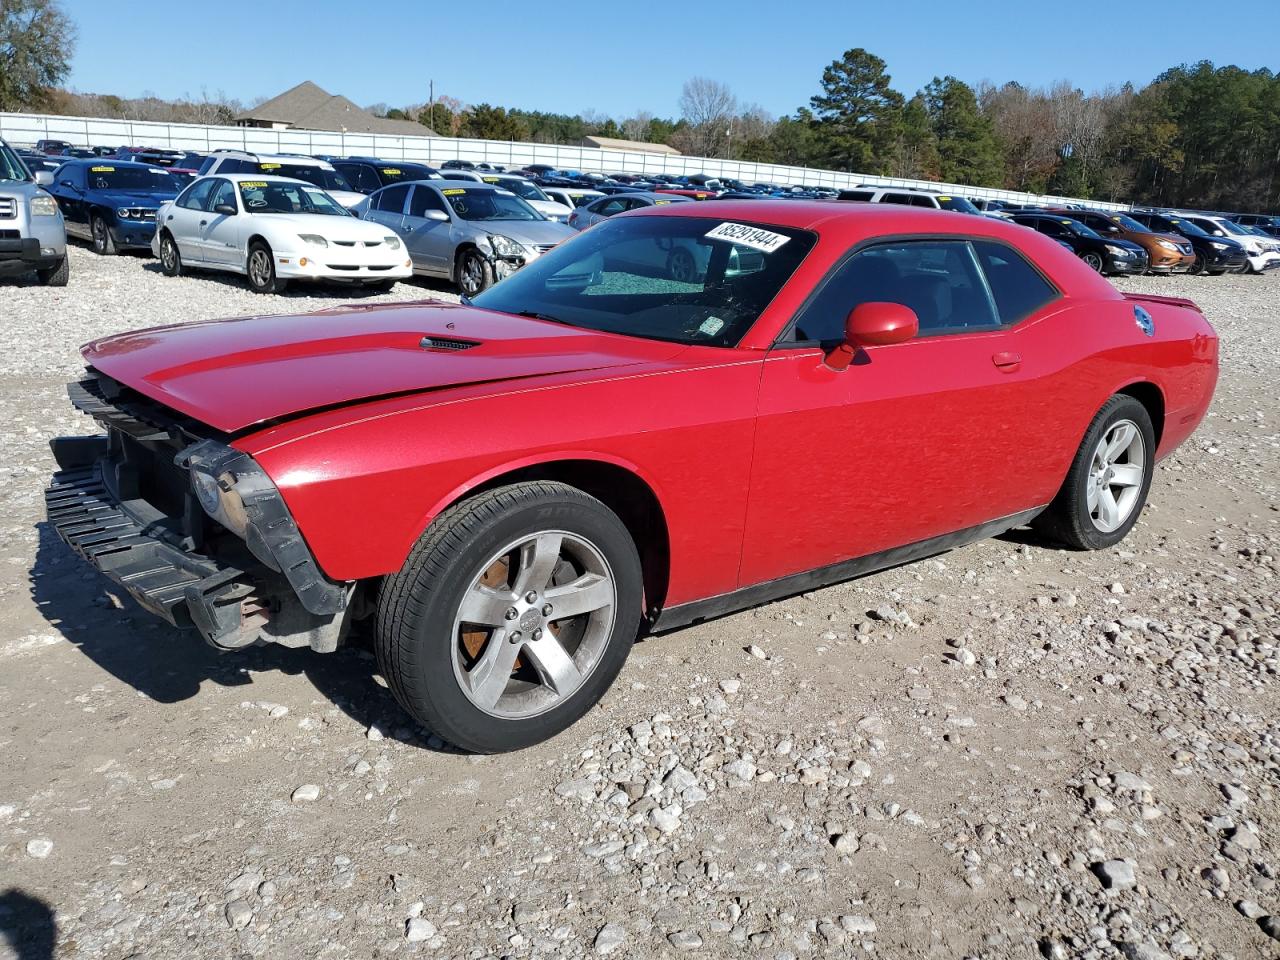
[1,110,1129,211]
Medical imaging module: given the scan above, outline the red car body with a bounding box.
[57,202,1218,635]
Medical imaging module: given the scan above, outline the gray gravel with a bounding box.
[1,249,1278,959]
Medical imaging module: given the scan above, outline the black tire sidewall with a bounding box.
[1058,396,1156,550]
[458,250,492,295]
[382,488,642,753]
[37,256,68,286]
[91,215,114,255]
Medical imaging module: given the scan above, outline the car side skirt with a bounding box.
[650,506,1047,633]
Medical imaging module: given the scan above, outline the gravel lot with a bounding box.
[1,244,1278,960]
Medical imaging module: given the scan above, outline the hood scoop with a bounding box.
[419,335,480,352]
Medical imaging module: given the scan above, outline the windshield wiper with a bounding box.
[513,310,571,326]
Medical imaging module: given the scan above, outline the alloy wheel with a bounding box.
[1087,419,1146,533]
[249,250,272,288]
[92,219,108,253]
[450,531,616,719]
[161,237,177,272]
[460,254,484,295]
[668,248,697,282]
[1083,252,1104,272]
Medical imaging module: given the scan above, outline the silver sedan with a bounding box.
[567,191,692,231]
[358,180,576,295]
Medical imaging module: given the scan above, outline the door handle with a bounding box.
[992,351,1022,371]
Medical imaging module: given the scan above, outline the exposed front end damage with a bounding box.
[45,371,357,652]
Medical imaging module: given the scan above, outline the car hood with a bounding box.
[243,214,399,242]
[81,302,685,433]
[471,219,577,245]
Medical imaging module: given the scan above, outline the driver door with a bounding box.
[739,239,1067,587]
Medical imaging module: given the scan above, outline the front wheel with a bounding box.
[37,256,69,287]
[246,241,287,294]
[91,215,116,256]
[376,482,643,753]
[1032,395,1155,550]
[456,249,493,296]
[1188,251,1206,275]
[1081,251,1104,273]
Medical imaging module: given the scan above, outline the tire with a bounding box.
[36,256,69,287]
[1032,395,1155,551]
[1081,251,1104,273]
[376,481,643,753]
[90,215,116,256]
[1188,251,1206,275]
[456,249,493,296]
[667,247,698,282]
[158,231,182,277]
[246,241,287,294]
[1206,269,1226,276]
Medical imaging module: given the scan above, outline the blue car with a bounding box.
[47,159,184,254]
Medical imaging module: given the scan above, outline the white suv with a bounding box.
[1175,213,1280,274]
[837,186,982,215]
[197,151,365,210]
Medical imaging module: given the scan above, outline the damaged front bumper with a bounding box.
[45,374,354,652]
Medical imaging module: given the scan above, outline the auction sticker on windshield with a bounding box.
[442,188,465,196]
[239,181,268,190]
[91,166,114,173]
[705,222,791,253]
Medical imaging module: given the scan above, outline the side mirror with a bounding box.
[826,302,919,371]
[424,209,449,222]
[214,203,237,216]
[35,171,53,186]
[1107,225,1120,234]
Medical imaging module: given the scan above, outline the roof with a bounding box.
[236,81,437,137]
[579,135,680,155]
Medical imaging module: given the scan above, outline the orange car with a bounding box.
[1063,210,1196,274]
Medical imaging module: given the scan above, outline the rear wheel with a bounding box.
[36,256,69,287]
[247,241,287,294]
[376,482,643,753]
[1032,395,1155,550]
[90,215,116,256]
[159,232,182,277]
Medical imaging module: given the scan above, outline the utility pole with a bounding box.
[429,79,435,133]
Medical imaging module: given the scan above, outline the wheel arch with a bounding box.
[415,455,672,619]
[1115,379,1166,451]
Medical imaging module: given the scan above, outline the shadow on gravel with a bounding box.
[136,261,460,300]
[994,525,1070,550]
[0,889,55,960]
[29,522,458,753]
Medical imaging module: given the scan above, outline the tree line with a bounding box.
[3,0,1277,212]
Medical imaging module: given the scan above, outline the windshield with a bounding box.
[377,163,436,185]
[1109,213,1148,232]
[484,177,548,202]
[86,165,180,193]
[471,215,816,347]
[0,143,31,182]
[441,187,543,221]
[937,195,980,214]
[254,162,353,193]
[1215,219,1250,237]
[1164,218,1209,237]
[238,180,349,216]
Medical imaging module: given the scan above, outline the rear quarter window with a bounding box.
[972,240,1059,325]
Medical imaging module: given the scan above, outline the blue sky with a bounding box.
[61,0,1277,118]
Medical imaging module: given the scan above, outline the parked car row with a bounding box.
[7,136,1279,291]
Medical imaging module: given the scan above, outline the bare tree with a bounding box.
[678,77,737,157]
[621,110,654,142]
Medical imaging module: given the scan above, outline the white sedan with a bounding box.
[152,174,414,294]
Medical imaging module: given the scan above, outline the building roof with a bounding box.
[579,135,680,155]
[236,81,435,137]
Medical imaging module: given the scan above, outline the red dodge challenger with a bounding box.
[47,201,1219,752]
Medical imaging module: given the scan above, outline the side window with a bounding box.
[881,193,914,205]
[178,178,217,211]
[374,184,411,213]
[594,198,628,216]
[838,190,874,201]
[909,194,936,208]
[197,156,216,176]
[208,179,238,212]
[971,240,1059,326]
[408,186,446,217]
[1034,219,1065,237]
[792,240,998,342]
[335,163,374,193]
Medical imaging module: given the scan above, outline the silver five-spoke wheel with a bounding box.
[1087,419,1145,533]
[451,530,616,719]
